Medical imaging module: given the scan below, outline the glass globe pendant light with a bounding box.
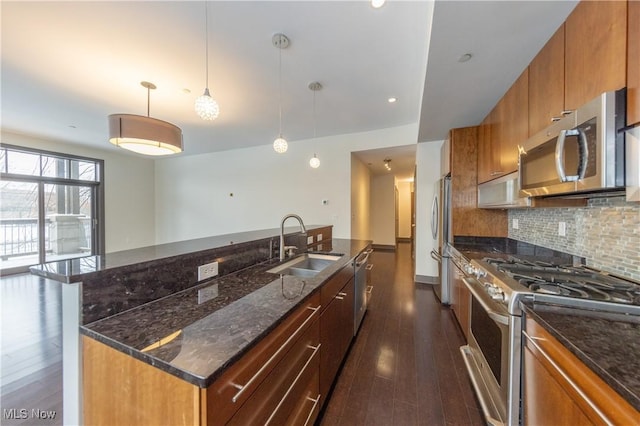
[308,81,322,168]
[195,1,219,121]
[272,34,289,153]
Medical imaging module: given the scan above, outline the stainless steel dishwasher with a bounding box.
[354,248,373,335]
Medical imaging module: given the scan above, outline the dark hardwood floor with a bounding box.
[1,274,63,425]
[319,242,484,425]
[0,242,483,426]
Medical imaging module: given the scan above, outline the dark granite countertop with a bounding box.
[30,225,330,283]
[450,236,580,264]
[521,301,640,412]
[81,238,370,388]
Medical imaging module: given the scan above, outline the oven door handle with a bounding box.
[462,278,510,326]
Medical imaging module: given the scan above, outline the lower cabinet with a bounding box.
[83,292,322,426]
[319,276,354,405]
[522,316,639,425]
[449,259,470,340]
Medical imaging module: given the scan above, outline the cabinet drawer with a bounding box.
[206,292,321,425]
[282,371,320,426]
[228,319,320,425]
[320,265,353,308]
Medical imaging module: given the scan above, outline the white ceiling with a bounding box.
[1,1,578,180]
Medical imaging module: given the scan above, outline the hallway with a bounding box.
[320,242,484,425]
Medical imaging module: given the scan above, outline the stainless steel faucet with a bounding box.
[280,214,307,261]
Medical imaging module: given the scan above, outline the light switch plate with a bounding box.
[512,219,519,230]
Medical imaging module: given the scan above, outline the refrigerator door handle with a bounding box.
[431,194,438,239]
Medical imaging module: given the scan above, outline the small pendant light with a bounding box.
[195,1,220,121]
[273,33,289,153]
[308,81,322,168]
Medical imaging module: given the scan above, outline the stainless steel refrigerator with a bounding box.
[430,176,451,304]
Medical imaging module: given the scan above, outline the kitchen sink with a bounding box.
[267,253,342,277]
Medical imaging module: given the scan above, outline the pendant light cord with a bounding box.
[278,40,282,136]
[146,86,150,117]
[204,1,209,89]
[313,88,317,138]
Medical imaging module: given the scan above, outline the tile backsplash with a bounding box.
[509,196,640,281]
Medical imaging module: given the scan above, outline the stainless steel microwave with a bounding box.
[518,90,626,198]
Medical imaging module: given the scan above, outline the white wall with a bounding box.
[396,180,413,239]
[1,131,156,253]
[370,174,396,246]
[414,140,443,279]
[350,155,371,241]
[154,124,417,243]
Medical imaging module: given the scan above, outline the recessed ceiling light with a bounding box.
[458,53,473,63]
[371,0,386,8]
[388,97,397,103]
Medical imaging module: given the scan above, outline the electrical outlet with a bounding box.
[198,261,219,281]
[513,219,519,230]
[558,222,566,237]
[198,284,219,304]
[307,235,314,245]
[317,233,323,241]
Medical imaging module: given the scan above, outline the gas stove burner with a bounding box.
[530,284,570,296]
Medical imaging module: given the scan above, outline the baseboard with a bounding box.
[372,244,395,252]
[396,237,411,243]
[415,275,438,285]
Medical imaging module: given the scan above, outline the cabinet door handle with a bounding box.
[338,292,347,296]
[303,394,322,426]
[230,304,320,403]
[365,264,374,271]
[335,296,345,300]
[366,285,373,295]
[264,344,321,426]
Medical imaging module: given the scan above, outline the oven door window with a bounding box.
[471,297,503,384]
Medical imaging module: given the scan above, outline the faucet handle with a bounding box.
[284,246,298,257]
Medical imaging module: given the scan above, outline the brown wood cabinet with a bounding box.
[449,260,470,340]
[564,0,627,111]
[522,315,639,426]
[319,270,354,406]
[500,68,528,175]
[477,69,527,183]
[477,106,501,184]
[83,292,322,426]
[528,24,566,136]
[449,126,507,237]
[628,0,640,126]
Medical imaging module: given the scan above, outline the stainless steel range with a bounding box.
[459,253,640,426]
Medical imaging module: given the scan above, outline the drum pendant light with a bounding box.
[108,81,183,156]
[272,33,289,153]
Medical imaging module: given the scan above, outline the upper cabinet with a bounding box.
[477,69,528,183]
[528,25,566,136]
[564,0,627,111]
[501,68,528,175]
[628,0,640,126]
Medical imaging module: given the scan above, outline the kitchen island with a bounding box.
[29,225,371,425]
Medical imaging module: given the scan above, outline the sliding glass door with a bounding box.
[0,145,104,274]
